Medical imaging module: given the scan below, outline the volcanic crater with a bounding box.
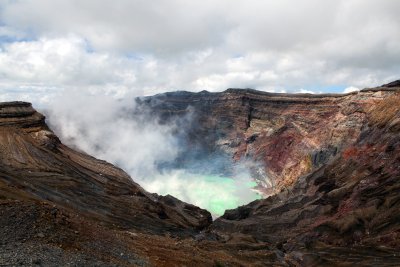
[1,81,400,266]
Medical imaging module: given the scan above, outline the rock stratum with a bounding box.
[1,81,400,266]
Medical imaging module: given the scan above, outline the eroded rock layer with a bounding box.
[0,102,212,236]
[139,85,399,194]
[211,89,400,265]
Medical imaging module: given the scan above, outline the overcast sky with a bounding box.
[1,0,399,104]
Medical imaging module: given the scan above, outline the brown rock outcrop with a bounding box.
[210,88,400,265]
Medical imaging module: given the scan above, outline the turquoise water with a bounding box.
[144,172,261,217]
[193,175,260,216]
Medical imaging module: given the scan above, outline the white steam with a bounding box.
[45,89,179,178]
[43,89,261,217]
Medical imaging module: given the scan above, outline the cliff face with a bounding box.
[139,86,398,194]
[1,82,400,266]
[211,89,400,265]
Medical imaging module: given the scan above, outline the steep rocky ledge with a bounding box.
[210,84,400,265]
[0,102,212,235]
[1,81,400,266]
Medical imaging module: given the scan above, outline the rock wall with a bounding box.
[139,86,399,195]
[210,88,400,265]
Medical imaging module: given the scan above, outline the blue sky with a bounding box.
[0,0,399,104]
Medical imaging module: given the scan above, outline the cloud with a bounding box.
[44,89,181,178]
[343,86,360,93]
[1,0,231,55]
[0,36,141,103]
[297,89,315,94]
[0,0,399,100]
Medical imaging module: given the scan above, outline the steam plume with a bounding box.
[43,89,261,217]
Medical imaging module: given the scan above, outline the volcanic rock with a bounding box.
[0,101,212,234]
[382,80,400,88]
[210,88,400,265]
[1,81,400,266]
[139,85,399,194]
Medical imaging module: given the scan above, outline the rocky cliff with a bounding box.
[138,83,399,195]
[212,89,400,265]
[1,81,400,266]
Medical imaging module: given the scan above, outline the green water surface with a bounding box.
[197,175,260,216]
[147,173,261,217]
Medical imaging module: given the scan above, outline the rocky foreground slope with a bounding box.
[1,81,400,266]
